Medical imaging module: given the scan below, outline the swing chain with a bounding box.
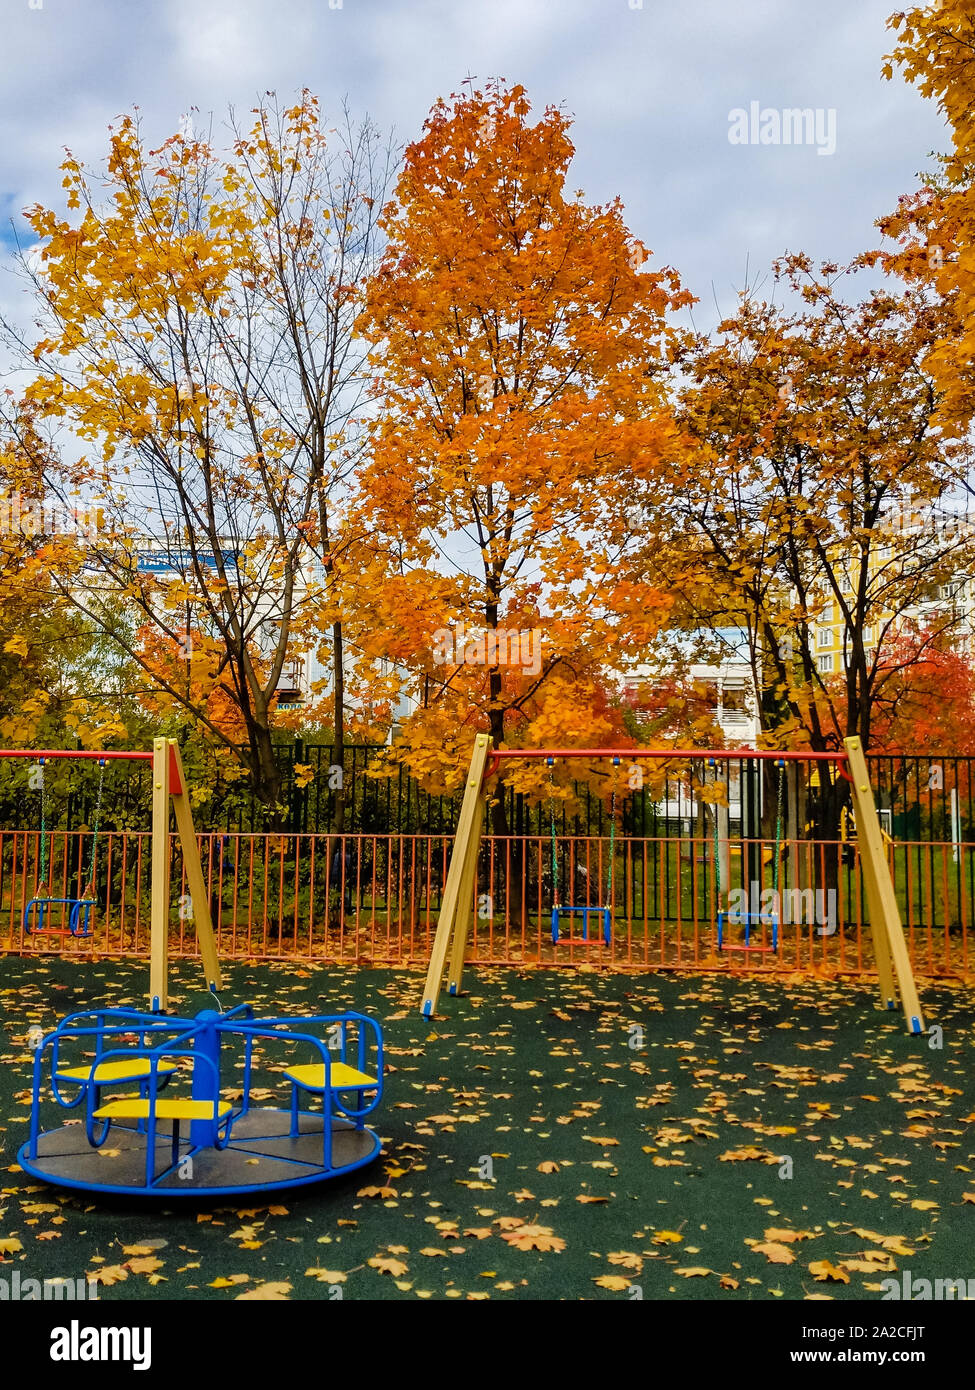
[547,758,559,908]
[712,762,721,899]
[773,759,785,900]
[37,758,48,892]
[81,759,106,898]
[605,758,619,908]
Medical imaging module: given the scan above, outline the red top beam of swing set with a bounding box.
[487,747,848,763]
[484,746,852,779]
[0,745,183,793]
[0,750,152,761]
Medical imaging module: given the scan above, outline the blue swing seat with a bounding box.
[551,904,612,946]
[24,897,94,937]
[716,911,778,953]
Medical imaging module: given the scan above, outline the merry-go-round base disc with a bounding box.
[17,1108,382,1197]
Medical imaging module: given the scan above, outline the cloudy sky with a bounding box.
[0,0,948,332]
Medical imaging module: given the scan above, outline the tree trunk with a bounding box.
[247,717,284,828]
[809,764,848,909]
[331,619,346,833]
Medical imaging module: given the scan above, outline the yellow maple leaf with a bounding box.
[235,1281,292,1300]
[368,1256,408,1277]
[607,1252,643,1270]
[500,1224,566,1253]
[753,1242,795,1265]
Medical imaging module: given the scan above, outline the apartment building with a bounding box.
[808,521,975,678]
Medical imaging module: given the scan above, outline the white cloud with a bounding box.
[0,0,952,335]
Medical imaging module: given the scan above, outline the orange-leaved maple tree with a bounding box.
[637,254,974,846]
[353,81,692,826]
[869,625,975,755]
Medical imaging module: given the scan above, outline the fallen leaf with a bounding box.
[236,1282,292,1300]
[752,1242,795,1265]
[368,1256,408,1277]
[500,1224,566,1253]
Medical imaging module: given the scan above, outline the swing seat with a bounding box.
[551,905,612,946]
[716,911,778,954]
[24,897,94,937]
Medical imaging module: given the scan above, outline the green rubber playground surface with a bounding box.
[0,954,973,1301]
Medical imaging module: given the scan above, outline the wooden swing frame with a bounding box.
[3,738,221,1011]
[420,735,925,1035]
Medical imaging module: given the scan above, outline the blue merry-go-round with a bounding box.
[17,1004,385,1197]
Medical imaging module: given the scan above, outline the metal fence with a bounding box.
[7,742,975,844]
[1,827,969,979]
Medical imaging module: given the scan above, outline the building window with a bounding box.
[817,627,833,647]
[817,653,834,674]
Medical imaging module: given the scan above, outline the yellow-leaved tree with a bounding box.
[11,93,391,819]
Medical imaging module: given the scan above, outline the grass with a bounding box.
[0,953,973,1301]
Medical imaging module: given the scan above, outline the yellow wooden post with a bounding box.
[447,791,486,999]
[844,737,925,1035]
[149,738,171,1012]
[167,740,223,998]
[421,734,490,1018]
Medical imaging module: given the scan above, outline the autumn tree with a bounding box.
[884,2,975,429]
[636,255,975,843]
[0,413,118,747]
[869,625,975,755]
[8,93,391,818]
[353,81,690,829]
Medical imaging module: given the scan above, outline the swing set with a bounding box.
[547,754,618,946]
[2,739,220,1011]
[23,756,107,938]
[421,736,925,1034]
[714,756,785,955]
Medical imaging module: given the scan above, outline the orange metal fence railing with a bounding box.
[0,830,969,979]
